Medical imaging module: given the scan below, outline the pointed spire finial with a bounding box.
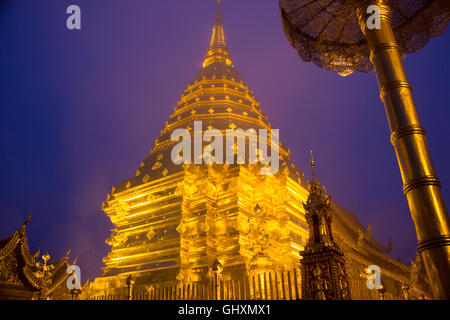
[210,0,225,48]
[310,150,315,179]
[203,0,232,67]
[23,211,31,227]
[216,0,222,21]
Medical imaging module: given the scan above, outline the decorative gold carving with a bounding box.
[409,252,422,286]
[310,264,328,300]
[146,228,156,241]
[247,204,270,255]
[0,254,20,283]
[357,230,364,248]
[152,161,163,170]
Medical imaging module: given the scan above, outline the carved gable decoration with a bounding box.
[0,215,75,300]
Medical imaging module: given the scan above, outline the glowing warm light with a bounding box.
[124,194,148,202]
[84,1,428,301]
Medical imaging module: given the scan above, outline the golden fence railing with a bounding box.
[88,268,303,300]
[87,267,415,300]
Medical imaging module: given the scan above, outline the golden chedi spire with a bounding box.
[105,0,297,189]
[203,0,233,68]
[95,1,306,288]
[210,0,225,48]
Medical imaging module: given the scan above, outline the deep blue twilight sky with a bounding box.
[0,0,449,281]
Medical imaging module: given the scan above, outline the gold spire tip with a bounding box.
[310,150,315,168]
[310,150,316,179]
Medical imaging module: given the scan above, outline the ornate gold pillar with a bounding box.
[357,0,450,299]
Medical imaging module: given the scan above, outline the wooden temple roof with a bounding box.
[0,214,75,299]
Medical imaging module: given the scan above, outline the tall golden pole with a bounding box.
[357,0,450,299]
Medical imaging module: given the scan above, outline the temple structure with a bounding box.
[0,215,76,300]
[84,2,431,300]
[300,153,350,300]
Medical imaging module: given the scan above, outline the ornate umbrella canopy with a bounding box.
[280,0,450,76]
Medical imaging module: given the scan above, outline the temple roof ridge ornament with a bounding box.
[23,211,31,227]
[0,215,74,299]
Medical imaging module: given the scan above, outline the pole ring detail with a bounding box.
[403,175,441,195]
[379,80,412,101]
[390,124,426,145]
[417,235,450,252]
[371,43,403,58]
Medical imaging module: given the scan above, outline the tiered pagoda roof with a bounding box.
[106,0,307,199]
[0,214,76,300]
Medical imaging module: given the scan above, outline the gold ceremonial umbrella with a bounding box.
[279,0,450,299]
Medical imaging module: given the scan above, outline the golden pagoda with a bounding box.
[84,2,431,300]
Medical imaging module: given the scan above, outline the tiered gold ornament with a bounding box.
[300,153,350,300]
